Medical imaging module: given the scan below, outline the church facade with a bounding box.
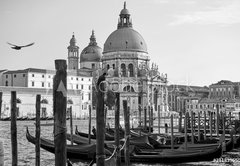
[101,3,169,121]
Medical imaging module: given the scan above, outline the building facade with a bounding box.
[0,67,92,119]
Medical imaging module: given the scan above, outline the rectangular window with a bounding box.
[76,84,78,89]
[32,81,34,87]
[81,78,84,81]
[88,93,91,100]
[82,94,84,100]
[6,75,8,78]
[76,77,78,81]
[23,74,25,77]
[42,82,44,87]
[32,74,34,77]
[48,75,51,78]
[92,63,95,69]
[42,75,44,78]
[81,85,84,89]
[48,83,50,87]
[89,85,91,90]
[14,74,16,78]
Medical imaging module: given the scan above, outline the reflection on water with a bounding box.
[0,120,240,166]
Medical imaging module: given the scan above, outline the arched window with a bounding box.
[107,64,110,70]
[128,64,134,77]
[123,85,135,92]
[5,81,8,86]
[121,64,126,77]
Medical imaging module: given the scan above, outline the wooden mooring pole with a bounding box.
[96,73,106,166]
[198,111,201,142]
[35,94,41,166]
[11,91,18,166]
[210,112,212,139]
[178,111,182,132]
[184,112,188,150]
[148,106,151,134]
[170,114,174,149]
[88,105,91,145]
[158,105,161,134]
[70,106,73,145]
[53,60,67,166]
[216,105,219,137]
[115,93,121,166]
[0,92,2,119]
[222,112,226,152]
[123,100,130,166]
[191,111,194,144]
[139,105,142,136]
[204,111,207,140]
[144,106,147,130]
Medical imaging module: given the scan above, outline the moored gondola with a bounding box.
[128,143,222,163]
[26,127,111,161]
[75,126,115,141]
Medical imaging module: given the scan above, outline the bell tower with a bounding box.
[67,33,79,70]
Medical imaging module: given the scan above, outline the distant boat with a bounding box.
[0,117,11,121]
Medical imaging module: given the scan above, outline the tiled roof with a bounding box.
[211,80,234,86]
[0,69,7,73]
[2,68,92,77]
[0,86,82,95]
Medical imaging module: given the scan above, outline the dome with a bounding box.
[80,45,102,62]
[103,27,147,53]
[80,31,102,62]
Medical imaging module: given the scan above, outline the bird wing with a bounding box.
[21,42,34,47]
[7,42,18,47]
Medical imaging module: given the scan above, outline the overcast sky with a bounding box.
[1,0,240,86]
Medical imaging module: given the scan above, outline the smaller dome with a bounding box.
[80,31,102,63]
[80,45,102,62]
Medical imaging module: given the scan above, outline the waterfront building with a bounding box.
[0,67,92,119]
[209,80,240,99]
[198,80,240,117]
[168,84,209,113]
[102,2,168,120]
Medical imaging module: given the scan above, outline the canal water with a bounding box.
[0,119,240,166]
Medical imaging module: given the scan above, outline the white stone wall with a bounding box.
[0,87,83,118]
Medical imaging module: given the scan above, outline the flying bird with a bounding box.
[7,42,34,50]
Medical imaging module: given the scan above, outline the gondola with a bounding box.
[66,133,157,149]
[128,143,222,163]
[66,133,116,145]
[26,127,111,161]
[75,126,115,141]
